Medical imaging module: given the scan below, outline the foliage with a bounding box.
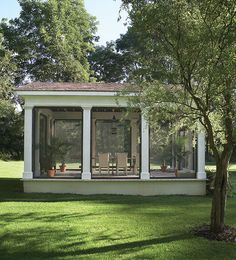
[42,137,71,170]
[0,0,97,84]
[57,141,71,165]
[122,0,236,233]
[0,152,12,161]
[88,27,146,83]
[89,40,137,82]
[0,100,24,160]
[116,26,166,82]
[0,32,23,160]
[89,42,124,82]
[162,137,189,169]
[0,33,16,99]
[54,119,82,163]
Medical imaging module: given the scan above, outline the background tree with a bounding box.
[0,100,24,160]
[89,41,126,82]
[88,26,171,83]
[0,33,23,160]
[0,33,15,99]
[88,38,140,83]
[0,0,97,84]
[122,0,236,234]
[116,27,171,82]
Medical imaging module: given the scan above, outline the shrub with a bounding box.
[0,152,12,161]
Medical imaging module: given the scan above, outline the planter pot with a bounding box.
[161,165,167,172]
[60,164,67,172]
[47,169,55,177]
[175,168,178,177]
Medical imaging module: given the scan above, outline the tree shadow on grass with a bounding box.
[66,233,192,256]
[0,178,23,194]
[0,225,191,259]
[0,212,98,225]
[1,230,235,260]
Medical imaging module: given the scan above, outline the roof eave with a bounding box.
[15,90,137,97]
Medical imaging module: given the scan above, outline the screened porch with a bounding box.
[91,107,141,178]
[33,107,141,179]
[33,107,198,179]
[34,107,82,178]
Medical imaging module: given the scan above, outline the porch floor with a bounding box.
[38,170,195,179]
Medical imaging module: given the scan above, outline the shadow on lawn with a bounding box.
[0,225,191,259]
[0,212,97,225]
[1,228,236,260]
[0,178,23,193]
[65,234,192,256]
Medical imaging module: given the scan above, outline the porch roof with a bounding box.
[17,82,138,93]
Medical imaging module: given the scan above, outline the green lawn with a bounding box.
[206,162,236,172]
[0,160,235,259]
[0,160,23,178]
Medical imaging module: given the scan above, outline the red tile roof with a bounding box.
[17,82,137,92]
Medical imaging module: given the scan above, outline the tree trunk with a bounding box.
[210,148,232,233]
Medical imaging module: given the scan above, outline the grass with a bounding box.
[206,162,236,172]
[0,160,235,259]
[0,160,23,179]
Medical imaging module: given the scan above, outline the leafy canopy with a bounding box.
[0,0,97,84]
[0,33,16,99]
[89,42,126,83]
[122,0,236,156]
[88,38,141,83]
[0,33,23,160]
[122,0,236,233]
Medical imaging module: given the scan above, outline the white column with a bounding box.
[171,134,175,169]
[82,106,92,179]
[197,132,206,179]
[23,106,33,179]
[187,131,193,170]
[47,116,52,144]
[131,120,138,174]
[131,120,137,158]
[92,119,96,168]
[34,110,40,176]
[141,114,150,179]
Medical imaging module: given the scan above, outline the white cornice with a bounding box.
[15,90,135,97]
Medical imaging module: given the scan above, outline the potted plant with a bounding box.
[57,142,71,173]
[40,137,69,177]
[44,142,57,177]
[172,138,190,171]
[160,160,168,172]
[59,163,67,173]
[159,145,173,172]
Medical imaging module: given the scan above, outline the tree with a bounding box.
[0,0,97,84]
[0,33,16,99]
[0,100,24,160]
[0,33,23,160]
[122,0,236,233]
[89,41,126,82]
[89,39,140,83]
[116,27,167,82]
[89,25,174,83]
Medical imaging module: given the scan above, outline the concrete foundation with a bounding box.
[23,179,206,196]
